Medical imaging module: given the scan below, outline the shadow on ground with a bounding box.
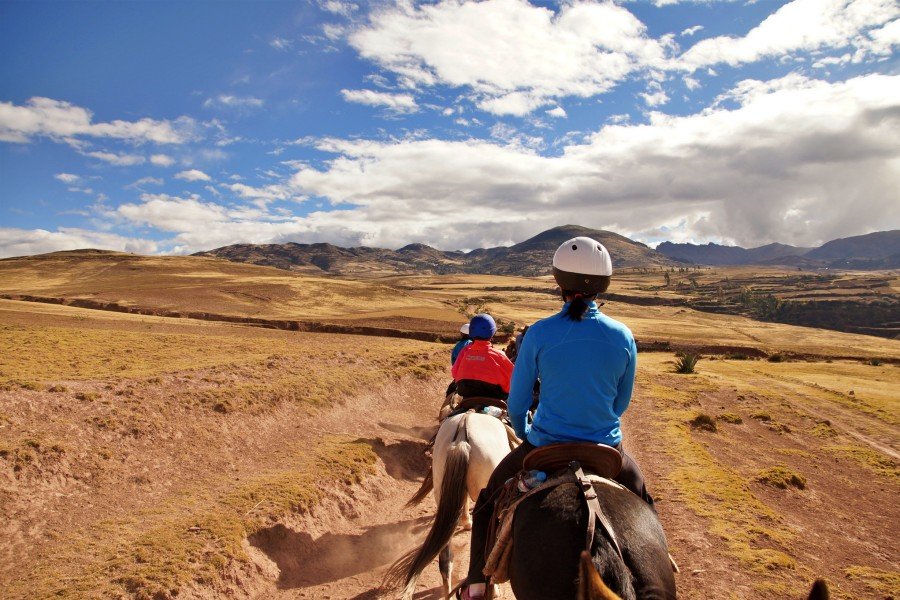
[250,516,432,588]
[367,437,431,481]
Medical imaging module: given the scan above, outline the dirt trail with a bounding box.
[230,383,514,600]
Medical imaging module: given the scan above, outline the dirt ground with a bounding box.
[1,296,897,599]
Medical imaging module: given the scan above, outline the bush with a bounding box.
[689,413,717,432]
[675,353,700,374]
[717,412,743,424]
[767,353,785,363]
[868,358,882,366]
[757,466,806,490]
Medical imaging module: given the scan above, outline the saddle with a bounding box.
[483,444,626,585]
[523,442,622,479]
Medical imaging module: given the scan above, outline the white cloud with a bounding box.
[0,97,195,144]
[640,82,670,106]
[227,182,294,206]
[0,227,158,258]
[684,75,701,90]
[202,95,264,109]
[125,176,164,189]
[546,106,567,118]
[54,173,80,184]
[175,169,212,182]
[85,151,146,166]
[269,37,293,51]
[680,25,704,37]
[349,0,671,115]
[150,153,176,167]
[281,74,900,249]
[678,0,900,71]
[320,0,358,16]
[340,89,418,113]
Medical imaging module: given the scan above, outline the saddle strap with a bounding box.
[572,462,624,562]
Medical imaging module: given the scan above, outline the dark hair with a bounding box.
[562,291,597,321]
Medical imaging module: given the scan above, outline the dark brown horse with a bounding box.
[503,477,675,600]
[504,475,831,600]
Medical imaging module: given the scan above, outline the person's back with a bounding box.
[452,314,513,400]
[509,304,635,447]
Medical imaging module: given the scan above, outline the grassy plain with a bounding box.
[0,253,898,599]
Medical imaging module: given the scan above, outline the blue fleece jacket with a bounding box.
[451,338,472,365]
[508,301,637,447]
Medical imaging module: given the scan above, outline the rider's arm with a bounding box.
[613,335,637,416]
[508,332,537,439]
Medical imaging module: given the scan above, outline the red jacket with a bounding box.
[452,340,514,393]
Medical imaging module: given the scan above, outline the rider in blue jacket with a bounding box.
[458,236,656,600]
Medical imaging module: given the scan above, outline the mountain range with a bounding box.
[194,226,900,275]
[657,230,900,269]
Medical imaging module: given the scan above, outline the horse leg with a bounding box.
[439,543,453,597]
[461,494,473,530]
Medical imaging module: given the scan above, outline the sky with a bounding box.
[1,0,898,258]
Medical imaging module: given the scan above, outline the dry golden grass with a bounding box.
[1,255,897,599]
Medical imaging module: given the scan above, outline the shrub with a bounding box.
[674,353,700,374]
[757,466,806,490]
[750,412,771,421]
[76,391,100,402]
[767,353,785,363]
[718,412,743,424]
[867,358,882,366]
[47,384,68,393]
[689,413,717,432]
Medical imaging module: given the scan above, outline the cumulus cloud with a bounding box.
[349,0,671,115]
[0,97,195,144]
[678,0,900,70]
[280,73,900,250]
[175,169,212,182]
[54,173,81,184]
[85,151,145,166]
[10,73,898,256]
[546,106,567,118]
[0,227,158,259]
[680,25,703,37]
[150,154,176,167]
[125,176,164,189]
[340,89,418,113]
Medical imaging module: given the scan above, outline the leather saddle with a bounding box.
[523,442,623,479]
[454,396,508,414]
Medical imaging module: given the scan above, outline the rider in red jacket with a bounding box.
[451,314,513,400]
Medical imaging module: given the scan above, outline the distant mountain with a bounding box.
[194,225,676,276]
[657,230,899,269]
[656,241,812,266]
[804,230,900,261]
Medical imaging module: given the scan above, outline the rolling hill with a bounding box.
[194,225,676,276]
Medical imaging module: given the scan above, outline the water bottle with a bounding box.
[517,470,547,492]
[482,406,503,418]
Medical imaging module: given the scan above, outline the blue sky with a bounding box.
[1,0,898,257]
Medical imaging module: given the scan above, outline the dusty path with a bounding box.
[236,382,515,600]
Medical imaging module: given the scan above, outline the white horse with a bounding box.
[384,410,516,599]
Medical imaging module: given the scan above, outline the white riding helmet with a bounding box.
[460,323,470,335]
[552,236,612,294]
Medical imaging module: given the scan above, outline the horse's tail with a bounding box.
[383,417,471,599]
[578,551,623,600]
[406,468,433,507]
[807,579,830,600]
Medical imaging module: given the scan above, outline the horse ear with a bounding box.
[578,551,621,600]
[807,579,830,600]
